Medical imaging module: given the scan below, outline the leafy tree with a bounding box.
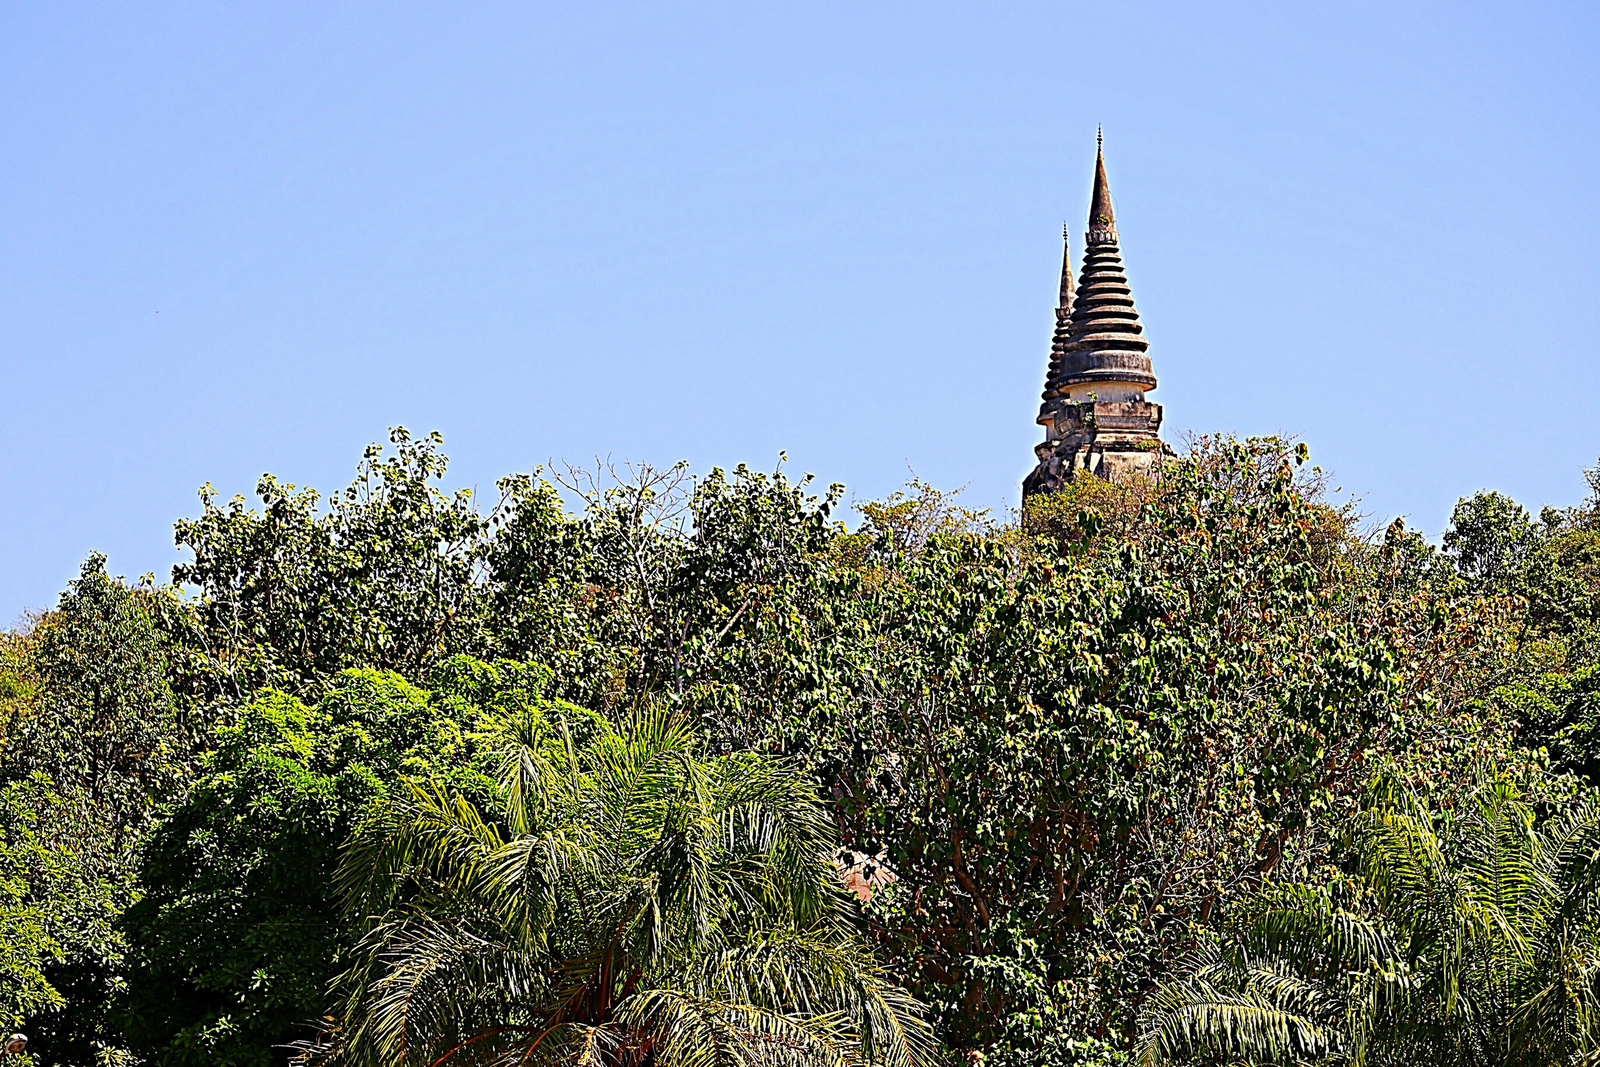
[2,556,185,1066]
[116,660,546,1067]
[853,477,992,555]
[9,554,182,845]
[168,430,501,698]
[1444,491,1543,597]
[1495,654,1600,784]
[1138,775,1600,1067]
[680,438,1523,1048]
[1441,469,1600,786]
[15,429,1571,1062]
[305,706,934,1067]
[525,458,842,713]
[160,432,842,718]
[182,433,1511,1054]
[0,774,123,1063]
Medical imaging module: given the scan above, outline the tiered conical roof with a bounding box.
[1042,143,1156,396]
[1036,226,1076,426]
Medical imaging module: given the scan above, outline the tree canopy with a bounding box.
[4,430,1599,1067]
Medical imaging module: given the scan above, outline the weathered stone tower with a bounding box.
[1024,138,1165,497]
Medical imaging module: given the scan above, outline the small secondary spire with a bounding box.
[1058,225,1074,307]
[1035,225,1077,429]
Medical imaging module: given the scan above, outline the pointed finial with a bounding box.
[1088,137,1115,238]
[1058,224,1075,307]
[1097,125,1103,151]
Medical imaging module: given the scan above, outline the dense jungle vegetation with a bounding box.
[4,429,1600,1067]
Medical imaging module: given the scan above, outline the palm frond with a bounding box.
[1136,947,1343,1067]
[307,705,928,1067]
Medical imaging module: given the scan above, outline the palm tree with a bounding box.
[299,705,935,1067]
[1138,778,1600,1067]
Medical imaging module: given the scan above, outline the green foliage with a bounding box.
[533,458,843,713]
[1444,490,1542,596]
[11,430,1600,1065]
[116,661,533,1067]
[1020,468,1156,549]
[1445,466,1600,787]
[160,433,844,719]
[690,437,1520,1046]
[2,556,187,1066]
[1139,776,1600,1067]
[855,478,992,554]
[168,430,499,696]
[1495,649,1600,783]
[0,775,122,1041]
[9,554,182,846]
[306,705,934,1067]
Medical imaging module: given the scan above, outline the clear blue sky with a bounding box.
[3,1,1597,622]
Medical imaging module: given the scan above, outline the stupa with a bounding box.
[1024,136,1165,497]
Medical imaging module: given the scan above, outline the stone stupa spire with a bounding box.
[1059,138,1155,396]
[1058,222,1076,308]
[1024,136,1166,498]
[1035,224,1076,432]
